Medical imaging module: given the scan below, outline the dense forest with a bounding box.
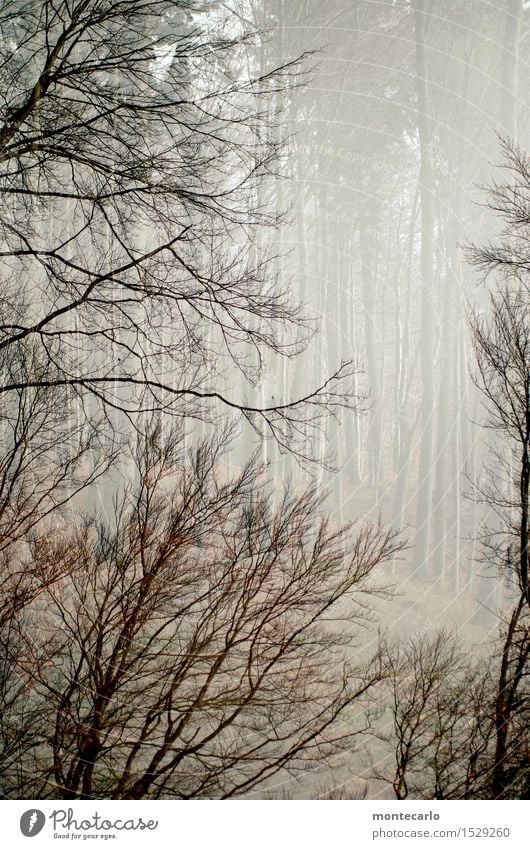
[0,0,527,799]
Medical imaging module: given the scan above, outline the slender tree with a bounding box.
[467,141,530,607]
[465,141,530,797]
[468,289,529,607]
[376,140,530,801]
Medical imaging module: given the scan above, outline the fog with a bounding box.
[0,0,527,802]
[249,0,530,638]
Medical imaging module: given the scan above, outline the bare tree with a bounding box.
[0,341,117,796]
[375,141,530,801]
[465,139,530,797]
[0,0,358,464]
[466,286,530,796]
[370,630,483,800]
[468,288,529,607]
[372,619,529,800]
[490,596,530,799]
[0,423,400,799]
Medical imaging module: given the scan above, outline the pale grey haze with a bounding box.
[0,0,527,802]
[261,0,530,632]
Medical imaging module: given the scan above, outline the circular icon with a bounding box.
[20,810,46,837]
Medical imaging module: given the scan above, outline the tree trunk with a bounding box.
[413,0,436,575]
[499,0,522,139]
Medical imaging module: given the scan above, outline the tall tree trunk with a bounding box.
[499,0,522,139]
[491,596,529,797]
[391,186,419,540]
[360,222,382,493]
[413,0,436,574]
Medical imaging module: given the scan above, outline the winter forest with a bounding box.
[0,0,528,800]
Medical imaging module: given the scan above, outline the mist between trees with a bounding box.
[0,1,527,799]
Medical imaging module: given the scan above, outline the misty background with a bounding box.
[0,0,526,802]
[235,0,530,640]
